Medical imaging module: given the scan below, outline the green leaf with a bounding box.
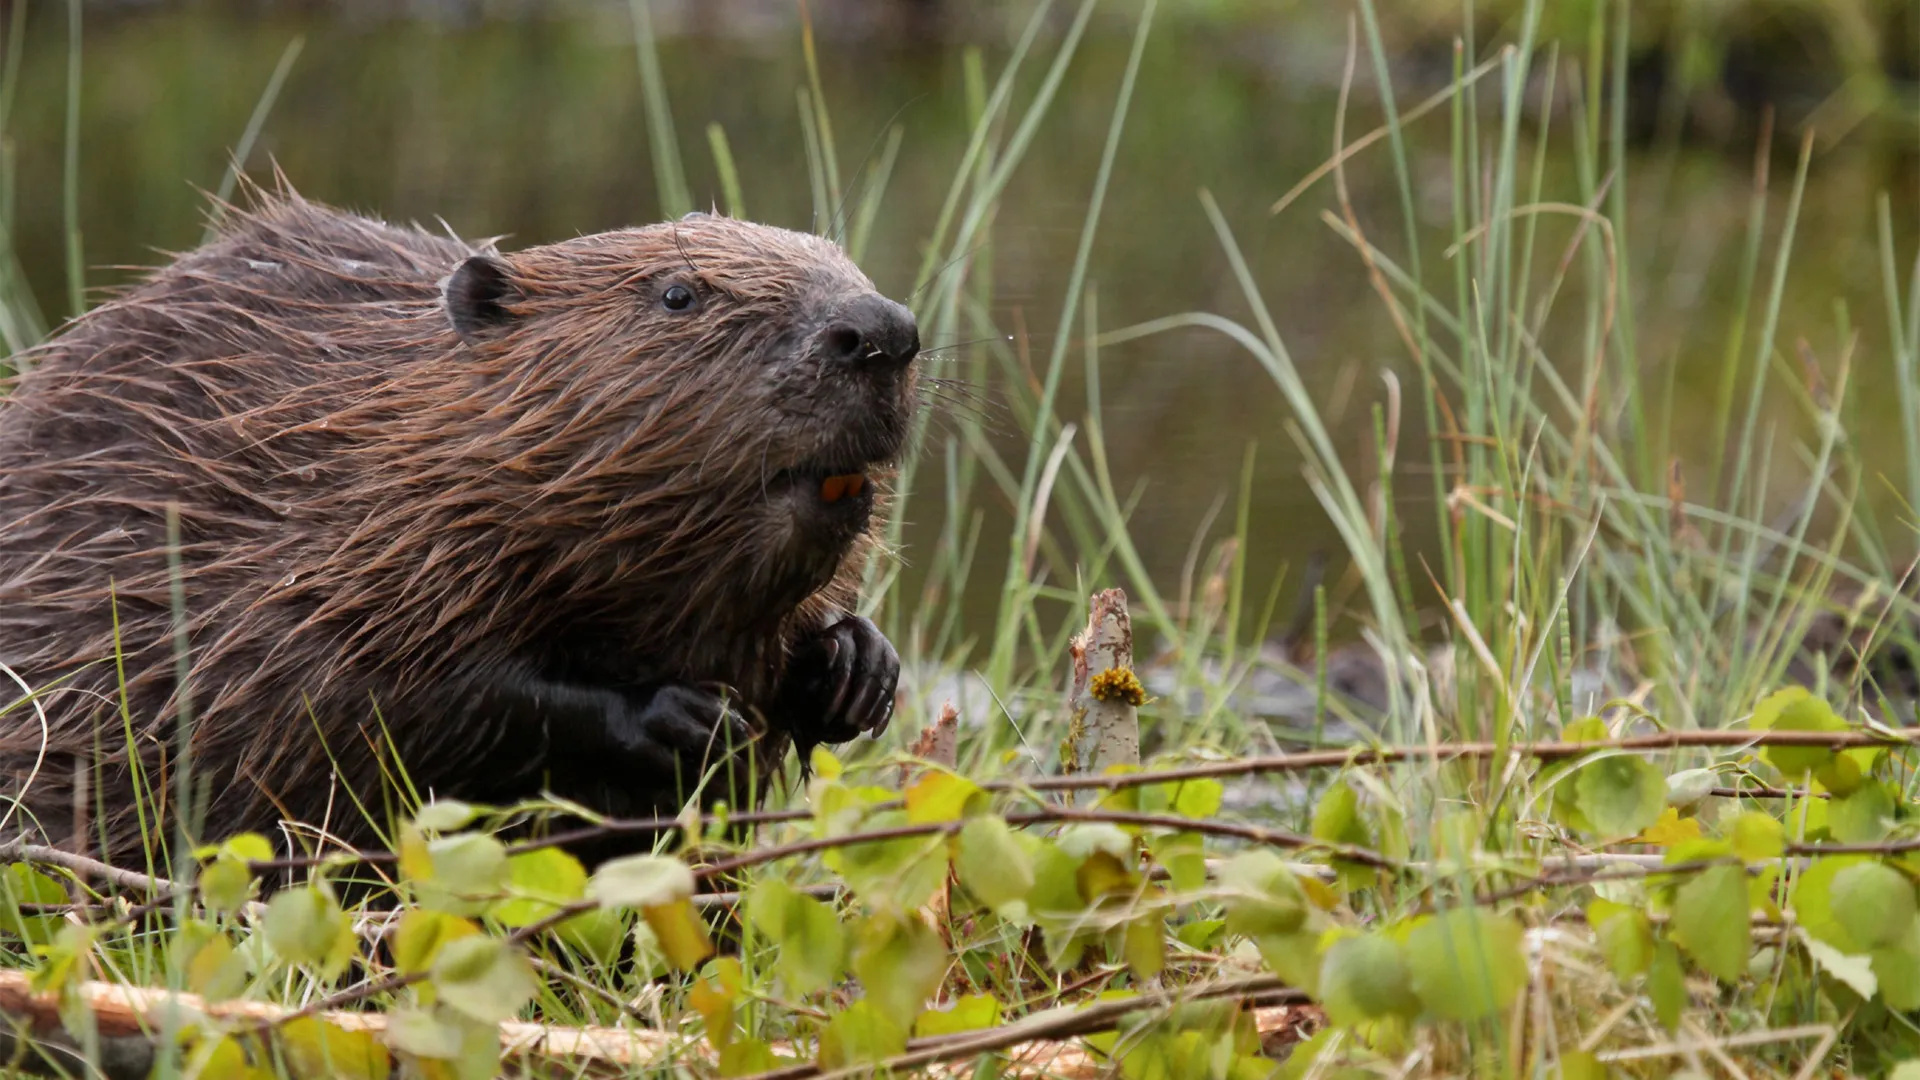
[1647,941,1685,1032]
[828,810,949,911]
[385,1007,467,1059]
[818,999,908,1068]
[199,855,256,915]
[1405,908,1527,1021]
[1587,898,1653,979]
[1830,780,1896,844]
[643,898,716,972]
[1150,832,1209,895]
[1665,768,1717,811]
[1057,823,1133,861]
[1573,754,1667,838]
[690,957,742,1049]
[587,854,695,909]
[914,994,1001,1038]
[1557,1050,1606,1080]
[719,1039,782,1077]
[414,800,479,833]
[431,934,538,1024]
[851,913,947,1027]
[1120,907,1167,980]
[1831,862,1917,950]
[1874,918,1920,1010]
[415,833,510,915]
[1729,811,1785,862]
[1751,687,1847,778]
[173,924,247,1001]
[1793,855,1871,952]
[280,1018,391,1080]
[1801,930,1876,999]
[1253,927,1327,997]
[1670,864,1750,983]
[1171,779,1225,819]
[954,816,1035,919]
[1311,781,1370,846]
[904,770,985,823]
[1217,850,1307,937]
[556,905,628,966]
[393,910,480,975]
[1319,931,1420,1024]
[492,846,588,928]
[1,863,67,944]
[263,884,356,979]
[743,880,846,996]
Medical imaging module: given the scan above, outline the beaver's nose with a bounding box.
[822,294,919,373]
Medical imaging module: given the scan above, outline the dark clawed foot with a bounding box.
[778,615,900,751]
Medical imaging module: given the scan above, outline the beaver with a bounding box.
[0,185,917,869]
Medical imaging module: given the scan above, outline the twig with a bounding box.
[738,975,1309,1080]
[1010,727,1920,793]
[695,806,1400,880]
[0,970,1309,1079]
[0,840,177,898]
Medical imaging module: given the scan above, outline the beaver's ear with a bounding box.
[442,254,521,343]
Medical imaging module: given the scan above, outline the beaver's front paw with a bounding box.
[605,683,760,783]
[772,615,899,753]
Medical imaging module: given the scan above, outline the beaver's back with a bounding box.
[0,198,485,853]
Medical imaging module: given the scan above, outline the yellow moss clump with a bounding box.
[1088,666,1147,706]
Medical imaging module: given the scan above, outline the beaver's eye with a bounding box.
[661,283,697,312]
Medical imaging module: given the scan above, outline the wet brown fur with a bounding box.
[0,183,914,864]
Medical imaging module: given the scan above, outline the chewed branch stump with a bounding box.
[1064,588,1144,800]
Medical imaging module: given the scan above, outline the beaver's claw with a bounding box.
[775,615,899,753]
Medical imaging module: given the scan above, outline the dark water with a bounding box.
[6,1,1916,650]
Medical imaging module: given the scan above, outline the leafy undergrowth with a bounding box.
[14,687,1920,1078]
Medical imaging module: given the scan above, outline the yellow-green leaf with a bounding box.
[954,816,1034,919]
[1588,898,1653,979]
[1574,754,1667,838]
[1217,851,1307,937]
[1404,908,1527,1021]
[817,1000,908,1068]
[263,884,356,979]
[1647,941,1685,1032]
[1729,811,1785,861]
[643,898,715,972]
[492,846,587,928]
[904,771,985,823]
[1830,780,1895,844]
[1,863,66,944]
[1751,687,1847,778]
[914,994,1001,1038]
[1670,864,1750,983]
[1831,862,1916,950]
[393,910,480,975]
[588,854,694,909]
[281,1017,390,1080]
[851,913,947,1027]
[431,935,537,1024]
[1320,931,1420,1024]
[743,880,845,995]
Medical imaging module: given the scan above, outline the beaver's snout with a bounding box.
[818,293,919,374]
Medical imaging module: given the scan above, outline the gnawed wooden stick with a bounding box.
[0,970,1314,1079]
[1066,588,1142,794]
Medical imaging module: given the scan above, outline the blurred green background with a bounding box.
[3,0,1916,638]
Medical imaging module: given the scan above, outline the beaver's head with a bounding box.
[433,213,919,635]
